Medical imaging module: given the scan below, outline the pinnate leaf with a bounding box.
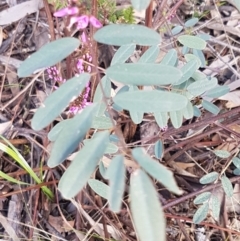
[130,110,144,124]
[169,110,183,128]
[131,0,151,11]
[105,142,118,154]
[47,104,98,168]
[111,44,136,66]
[211,195,220,220]
[58,131,109,198]
[200,172,218,184]
[187,77,218,97]
[221,175,233,197]
[138,45,159,63]
[193,203,209,224]
[233,168,240,175]
[99,161,108,179]
[31,74,90,131]
[154,112,169,128]
[18,37,80,77]
[193,106,201,117]
[232,157,240,169]
[94,24,161,46]
[88,179,110,199]
[184,18,199,28]
[171,26,183,36]
[93,75,111,102]
[48,119,72,142]
[130,169,166,241]
[160,49,177,66]
[154,140,163,159]
[193,49,205,67]
[182,45,189,55]
[178,35,206,50]
[113,90,188,113]
[182,101,194,119]
[132,147,183,195]
[213,150,231,158]
[106,63,182,85]
[107,155,125,212]
[194,192,211,205]
[202,100,220,115]
[184,53,201,68]
[91,116,113,129]
[175,59,198,85]
[204,85,230,98]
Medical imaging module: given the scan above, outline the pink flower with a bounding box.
[89,16,102,28]
[68,15,102,29]
[54,6,102,30]
[77,15,89,29]
[69,106,79,114]
[54,7,79,17]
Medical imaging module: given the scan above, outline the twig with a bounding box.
[164,117,240,154]
[43,0,55,41]
[209,37,240,54]
[165,213,240,235]
[1,71,43,111]
[154,0,185,30]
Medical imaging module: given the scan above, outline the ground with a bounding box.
[0,0,240,240]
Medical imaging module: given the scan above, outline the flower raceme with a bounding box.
[53,7,102,29]
[52,6,96,114]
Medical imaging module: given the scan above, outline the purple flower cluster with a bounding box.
[46,64,91,114]
[54,7,102,30]
[68,81,91,114]
[46,6,98,114]
[68,52,92,114]
[76,53,92,73]
[47,66,66,84]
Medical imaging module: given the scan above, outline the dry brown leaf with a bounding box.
[209,187,224,222]
[48,215,74,233]
[211,133,221,142]
[173,163,197,177]
[0,0,44,25]
[203,55,231,76]
[36,90,47,103]
[7,194,23,238]
[33,25,50,50]
[7,70,19,96]
[226,10,239,27]
[207,22,240,36]
[229,124,240,133]
[228,219,240,237]
[219,90,240,108]
[174,162,195,170]
[101,155,138,169]
[215,139,238,153]
[225,184,240,213]
[0,121,11,135]
[0,213,19,241]
[0,55,22,69]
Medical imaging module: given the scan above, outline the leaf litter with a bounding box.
[0,0,240,240]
